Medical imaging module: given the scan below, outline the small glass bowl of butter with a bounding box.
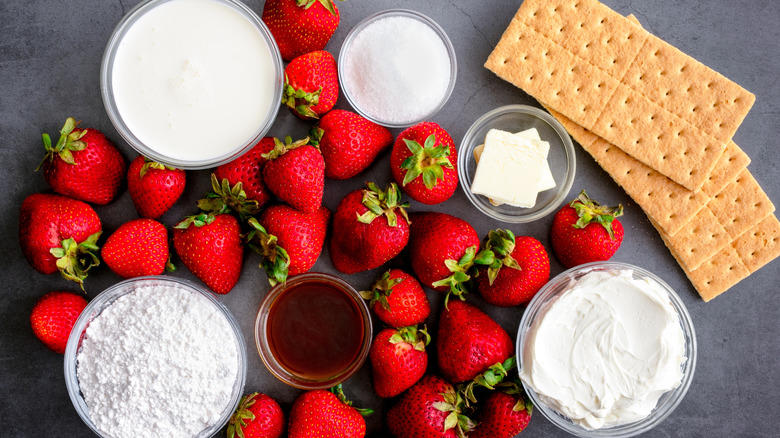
[457,105,576,223]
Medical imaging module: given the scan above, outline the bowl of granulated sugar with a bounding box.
[339,9,457,128]
[64,276,247,438]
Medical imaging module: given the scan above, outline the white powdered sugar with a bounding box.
[76,284,239,438]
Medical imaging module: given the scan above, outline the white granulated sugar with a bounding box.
[343,16,451,124]
[76,285,239,438]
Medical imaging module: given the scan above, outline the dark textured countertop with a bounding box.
[1,0,778,436]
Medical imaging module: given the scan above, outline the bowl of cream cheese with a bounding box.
[517,261,697,437]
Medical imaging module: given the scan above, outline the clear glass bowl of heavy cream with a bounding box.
[101,0,283,169]
[517,261,697,437]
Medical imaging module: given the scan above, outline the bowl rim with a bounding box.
[63,275,247,438]
[516,261,698,437]
[457,104,577,223]
[254,272,373,390]
[99,0,283,169]
[337,8,458,128]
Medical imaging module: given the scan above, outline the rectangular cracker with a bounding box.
[707,169,776,239]
[485,0,755,191]
[684,246,750,302]
[546,106,709,235]
[621,33,756,141]
[589,83,726,190]
[732,214,780,273]
[700,141,750,197]
[653,206,731,272]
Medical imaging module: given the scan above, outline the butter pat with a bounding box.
[471,129,546,208]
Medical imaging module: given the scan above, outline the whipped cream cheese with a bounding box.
[519,269,687,430]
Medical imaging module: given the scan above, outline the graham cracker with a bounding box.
[684,246,750,302]
[547,106,709,235]
[653,206,731,272]
[700,142,751,198]
[732,214,780,273]
[707,169,776,239]
[485,0,755,191]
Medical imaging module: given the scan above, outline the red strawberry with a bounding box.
[38,117,126,205]
[436,300,513,383]
[469,387,532,438]
[551,190,624,268]
[262,0,340,62]
[213,137,276,210]
[360,269,430,328]
[283,50,339,120]
[19,193,102,288]
[227,392,285,438]
[408,212,489,302]
[476,230,550,307]
[101,218,172,278]
[330,182,410,274]
[369,326,430,398]
[310,109,393,180]
[390,122,458,205]
[30,291,88,354]
[173,212,244,294]
[262,137,325,214]
[386,375,474,438]
[288,385,372,438]
[246,205,330,285]
[127,155,186,219]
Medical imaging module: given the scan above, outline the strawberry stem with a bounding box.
[37,117,88,171]
[432,245,495,307]
[49,231,101,291]
[244,217,291,286]
[227,392,259,438]
[400,134,453,189]
[570,190,623,239]
[329,384,374,416]
[197,174,260,220]
[482,229,522,286]
[359,269,404,311]
[356,182,410,226]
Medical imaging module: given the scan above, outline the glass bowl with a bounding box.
[255,272,373,390]
[100,0,283,169]
[516,262,697,437]
[338,9,457,128]
[458,104,576,223]
[64,276,247,438]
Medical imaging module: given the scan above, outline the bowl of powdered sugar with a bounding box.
[64,276,247,438]
[339,9,457,128]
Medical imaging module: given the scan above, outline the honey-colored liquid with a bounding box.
[267,281,365,380]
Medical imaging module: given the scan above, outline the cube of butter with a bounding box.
[470,129,546,208]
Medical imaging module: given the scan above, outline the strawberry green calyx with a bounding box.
[138,157,180,178]
[261,136,313,161]
[37,117,88,170]
[389,325,431,351]
[359,269,404,310]
[459,356,517,408]
[432,387,475,438]
[482,229,522,285]
[282,72,322,119]
[49,232,101,291]
[400,134,454,189]
[226,392,260,438]
[357,182,410,226]
[174,211,218,229]
[245,217,291,286]
[330,384,375,417]
[296,0,339,14]
[197,174,260,220]
[433,245,495,307]
[570,190,624,239]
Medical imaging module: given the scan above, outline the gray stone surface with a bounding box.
[1,0,778,436]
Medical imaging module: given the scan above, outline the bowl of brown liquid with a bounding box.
[255,272,373,389]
